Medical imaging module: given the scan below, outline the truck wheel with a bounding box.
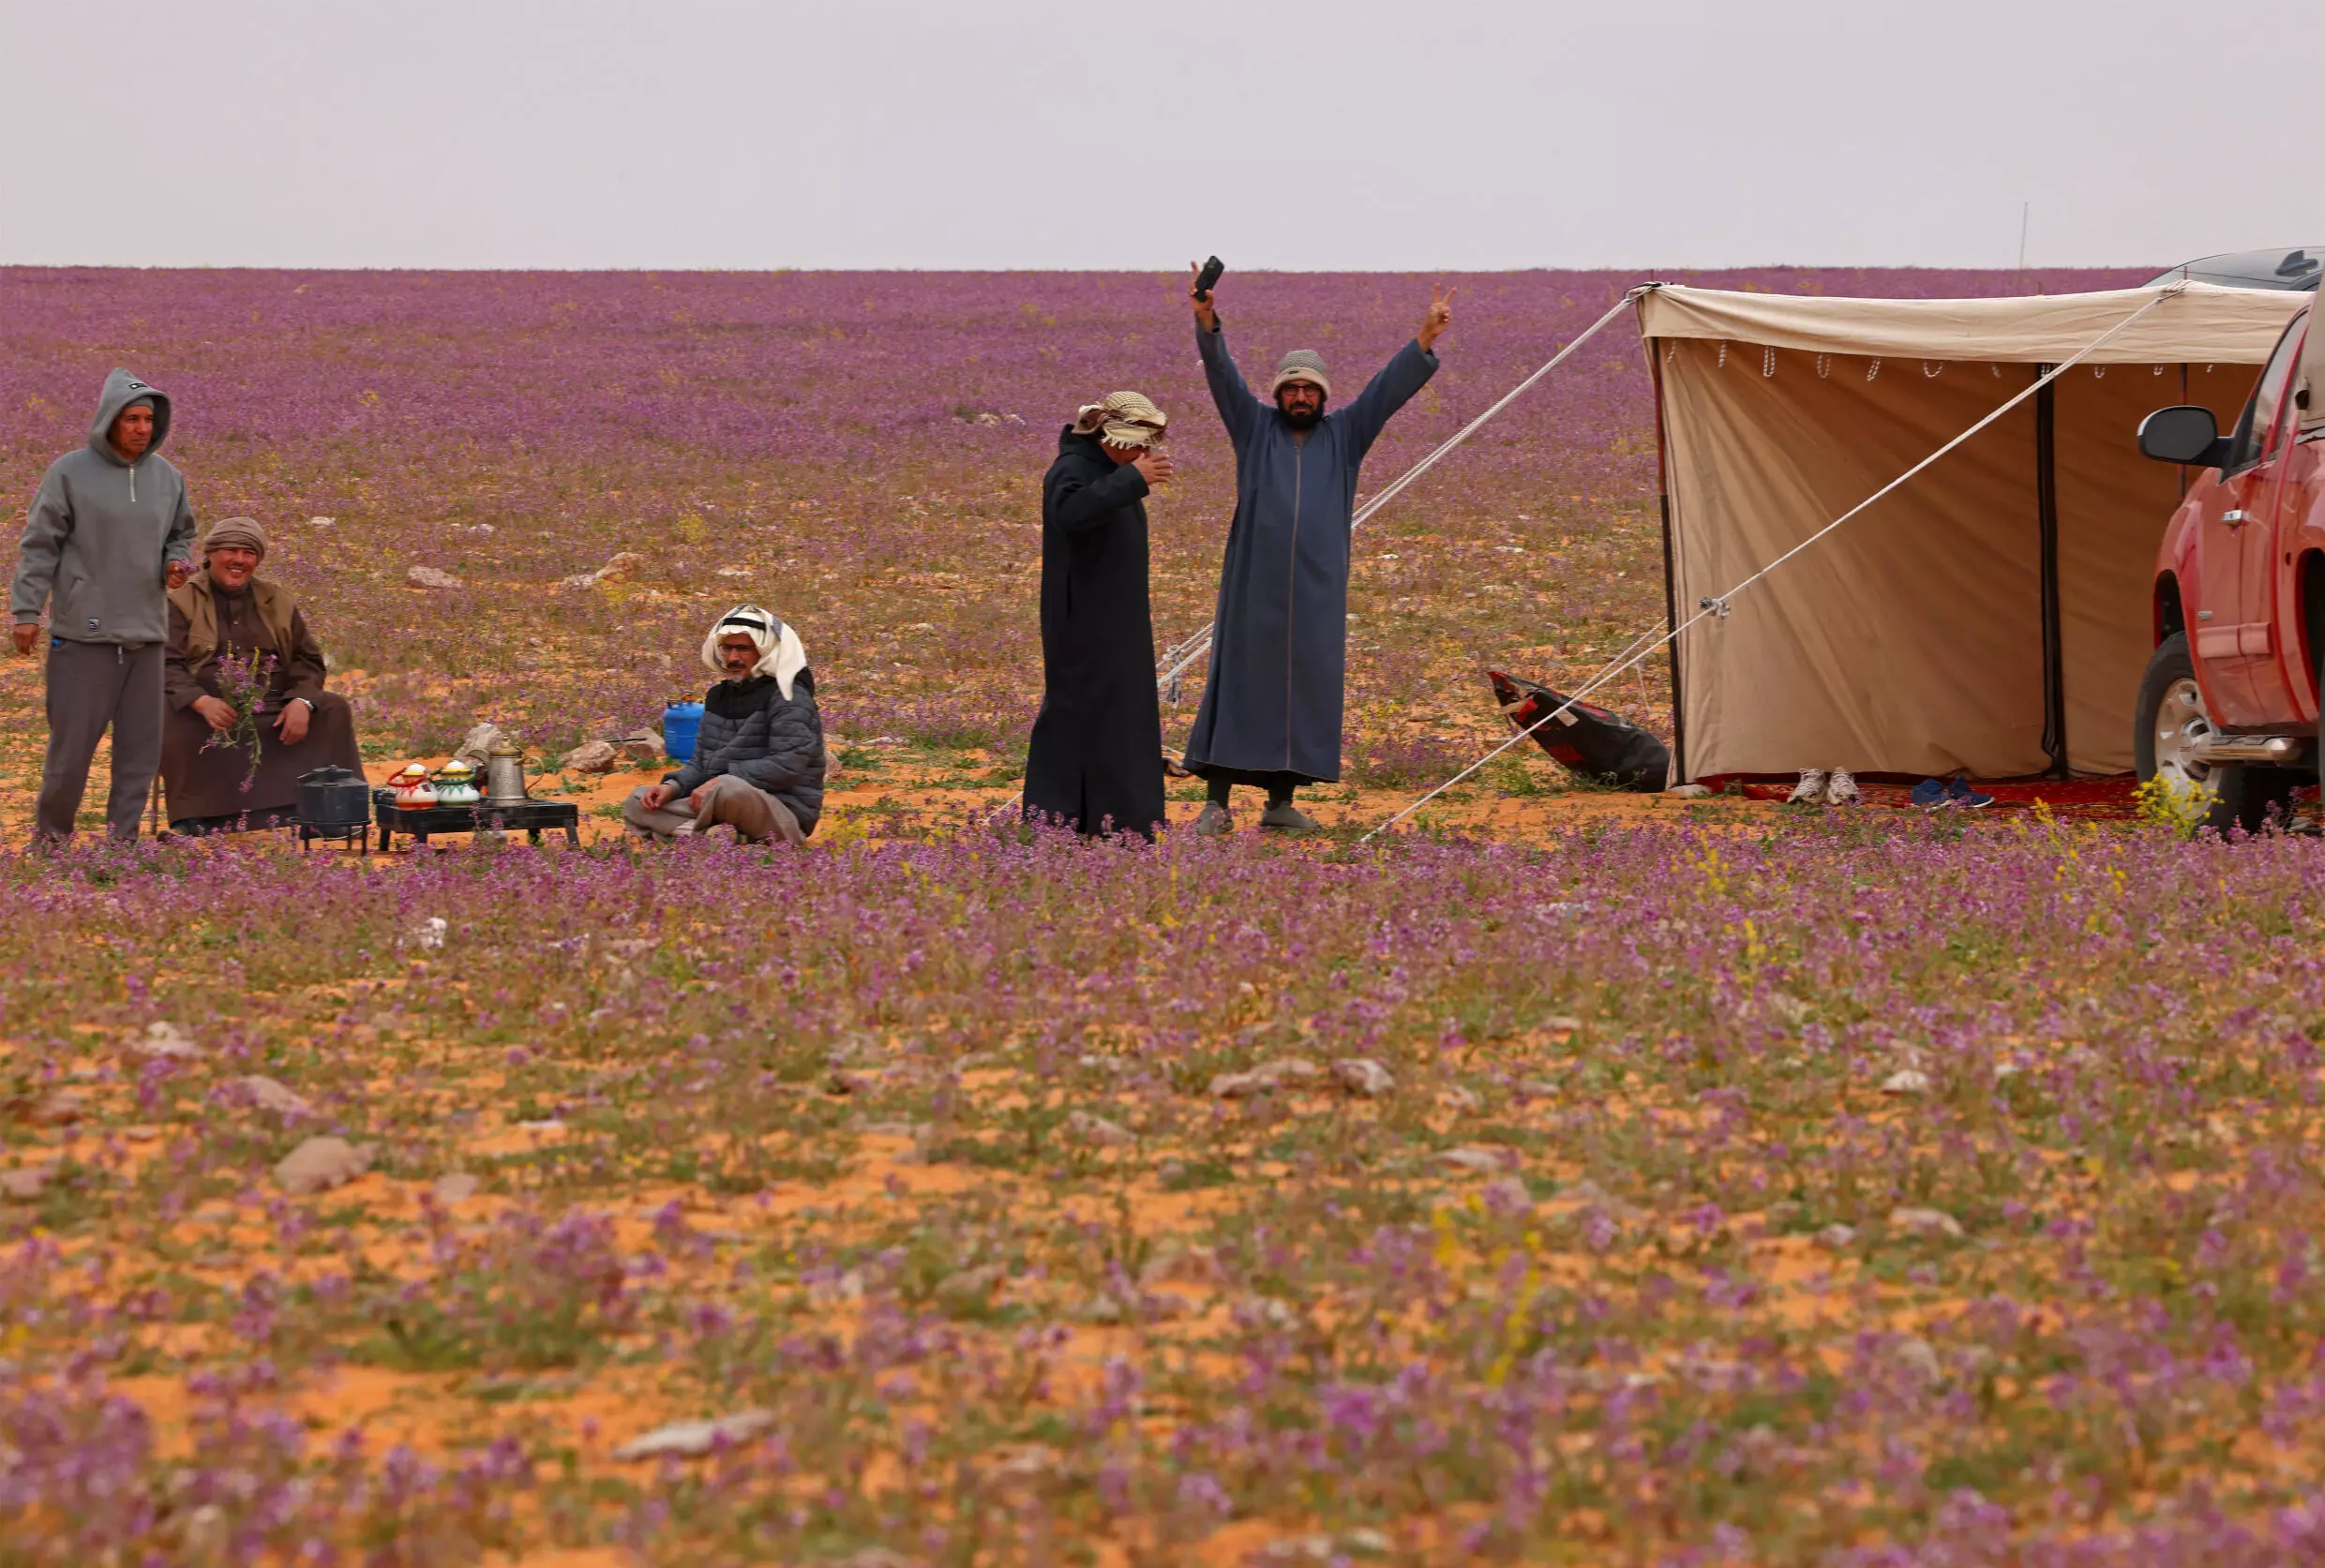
[2134,632,2296,833]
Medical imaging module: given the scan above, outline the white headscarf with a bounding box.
[701,603,808,700]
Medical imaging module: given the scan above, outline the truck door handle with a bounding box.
[2223,509,2248,524]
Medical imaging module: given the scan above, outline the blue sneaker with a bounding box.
[1910,778,1952,809]
[1945,775,1995,809]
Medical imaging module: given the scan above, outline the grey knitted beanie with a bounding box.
[1268,350,1331,398]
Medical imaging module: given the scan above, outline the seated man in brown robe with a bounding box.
[161,517,364,835]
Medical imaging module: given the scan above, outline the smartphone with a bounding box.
[1194,256,1225,301]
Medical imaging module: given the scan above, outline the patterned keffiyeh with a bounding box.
[1070,390,1168,449]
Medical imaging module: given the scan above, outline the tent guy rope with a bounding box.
[1154,288,1647,695]
[1358,280,2194,844]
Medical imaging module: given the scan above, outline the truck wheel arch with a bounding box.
[2155,575,2185,644]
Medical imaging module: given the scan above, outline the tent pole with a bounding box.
[1648,338,1687,783]
[2035,366,2069,779]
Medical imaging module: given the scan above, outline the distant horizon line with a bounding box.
[0,261,2164,276]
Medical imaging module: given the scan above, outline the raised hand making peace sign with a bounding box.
[1417,281,1456,352]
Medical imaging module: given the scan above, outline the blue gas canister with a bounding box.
[662,701,704,763]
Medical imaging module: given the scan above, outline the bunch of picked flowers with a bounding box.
[202,650,279,792]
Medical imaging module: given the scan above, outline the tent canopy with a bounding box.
[1637,282,2307,780]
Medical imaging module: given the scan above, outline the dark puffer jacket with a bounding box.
[666,669,825,835]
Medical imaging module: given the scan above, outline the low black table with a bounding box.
[297,819,370,855]
[373,790,580,849]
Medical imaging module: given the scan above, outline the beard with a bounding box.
[1280,403,1323,430]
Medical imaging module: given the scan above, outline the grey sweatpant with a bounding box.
[622,774,804,844]
[38,638,164,841]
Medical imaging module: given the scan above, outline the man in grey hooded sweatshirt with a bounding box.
[10,369,197,841]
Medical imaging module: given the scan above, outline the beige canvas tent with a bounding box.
[1636,282,2307,780]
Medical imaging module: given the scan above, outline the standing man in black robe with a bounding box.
[1022,391,1174,840]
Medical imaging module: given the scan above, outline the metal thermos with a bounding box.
[484,740,530,803]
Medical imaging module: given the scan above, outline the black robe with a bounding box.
[1022,429,1165,840]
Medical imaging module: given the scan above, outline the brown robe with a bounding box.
[161,573,363,830]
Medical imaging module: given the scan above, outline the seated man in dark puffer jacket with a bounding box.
[623,604,824,844]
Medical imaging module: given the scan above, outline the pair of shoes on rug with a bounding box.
[1788,768,1860,805]
[1910,774,1995,810]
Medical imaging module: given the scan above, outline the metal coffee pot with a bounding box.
[484,739,530,804]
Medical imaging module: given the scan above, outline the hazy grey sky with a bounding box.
[6,0,2321,271]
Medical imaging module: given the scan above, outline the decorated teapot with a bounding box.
[433,759,481,806]
[390,763,437,808]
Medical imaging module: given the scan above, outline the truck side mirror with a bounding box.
[2138,405,2229,468]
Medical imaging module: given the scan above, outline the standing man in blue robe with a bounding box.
[1182,268,1452,833]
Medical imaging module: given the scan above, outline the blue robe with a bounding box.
[1182,321,1438,783]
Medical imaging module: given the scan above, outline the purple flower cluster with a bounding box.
[0,810,2319,1560]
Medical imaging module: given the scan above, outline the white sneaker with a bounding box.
[1822,768,1860,806]
[1788,769,1828,804]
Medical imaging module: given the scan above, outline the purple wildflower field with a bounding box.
[14,267,2325,1568]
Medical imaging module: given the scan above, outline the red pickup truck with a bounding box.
[2136,302,2325,830]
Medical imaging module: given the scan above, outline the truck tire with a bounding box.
[2134,632,2296,834]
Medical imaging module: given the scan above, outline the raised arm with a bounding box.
[1191,261,1261,448]
[1333,338,1438,459]
[1336,282,1453,458]
[1046,459,1151,533]
[1198,323,1263,450]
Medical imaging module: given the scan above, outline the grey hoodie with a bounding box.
[10,368,197,645]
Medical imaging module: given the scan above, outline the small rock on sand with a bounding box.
[231,1075,314,1117]
[1208,1057,1322,1099]
[274,1136,373,1196]
[830,1549,915,1568]
[0,1166,53,1201]
[617,730,663,766]
[561,552,645,592]
[1893,1336,1943,1381]
[431,1172,480,1204]
[611,1408,777,1461]
[1880,1068,1933,1097]
[128,1021,202,1060]
[1065,1110,1137,1147]
[934,1264,1006,1309]
[1888,1206,1966,1241]
[26,1090,82,1127]
[452,723,511,769]
[1434,1145,1518,1174]
[564,740,619,774]
[1814,1223,1858,1249]
[406,565,463,590]
[1330,1058,1395,1098]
